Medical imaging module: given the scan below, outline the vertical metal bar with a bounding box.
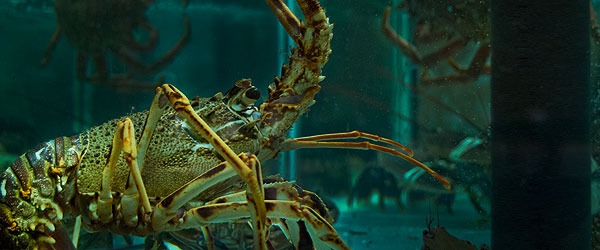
[390,1,413,144]
[491,0,590,249]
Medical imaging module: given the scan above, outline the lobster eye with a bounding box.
[245,87,261,101]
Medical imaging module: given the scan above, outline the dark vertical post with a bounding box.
[491,1,590,249]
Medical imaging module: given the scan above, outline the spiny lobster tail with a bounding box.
[259,0,333,149]
[0,135,85,250]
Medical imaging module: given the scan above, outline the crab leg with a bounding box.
[40,27,62,67]
[125,22,159,53]
[75,52,89,81]
[92,55,109,82]
[148,16,190,73]
[281,133,451,189]
[413,23,454,44]
[84,55,160,91]
[421,43,491,86]
[110,17,191,75]
[382,6,466,68]
[159,84,268,249]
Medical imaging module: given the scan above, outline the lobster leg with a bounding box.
[151,156,259,249]
[119,174,141,227]
[71,215,81,248]
[204,181,337,249]
[123,119,153,214]
[89,118,152,229]
[179,200,350,250]
[158,84,268,249]
[200,226,215,250]
[136,85,170,172]
[96,120,125,224]
[135,84,265,246]
[151,161,237,225]
[207,182,332,217]
[282,131,451,189]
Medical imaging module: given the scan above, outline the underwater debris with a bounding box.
[422,212,490,250]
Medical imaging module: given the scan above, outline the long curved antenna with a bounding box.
[282,131,451,190]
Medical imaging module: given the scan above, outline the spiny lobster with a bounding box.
[0,1,449,249]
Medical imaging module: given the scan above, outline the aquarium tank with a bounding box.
[0,0,595,249]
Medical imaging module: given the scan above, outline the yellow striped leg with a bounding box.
[179,200,350,250]
[122,119,153,221]
[90,118,152,229]
[205,182,336,249]
[96,121,124,224]
[159,84,267,249]
[117,82,170,227]
[151,161,237,227]
[136,85,170,172]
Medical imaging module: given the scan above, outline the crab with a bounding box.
[40,0,190,89]
[347,166,404,212]
[383,1,600,86]
[382,0,491,86]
